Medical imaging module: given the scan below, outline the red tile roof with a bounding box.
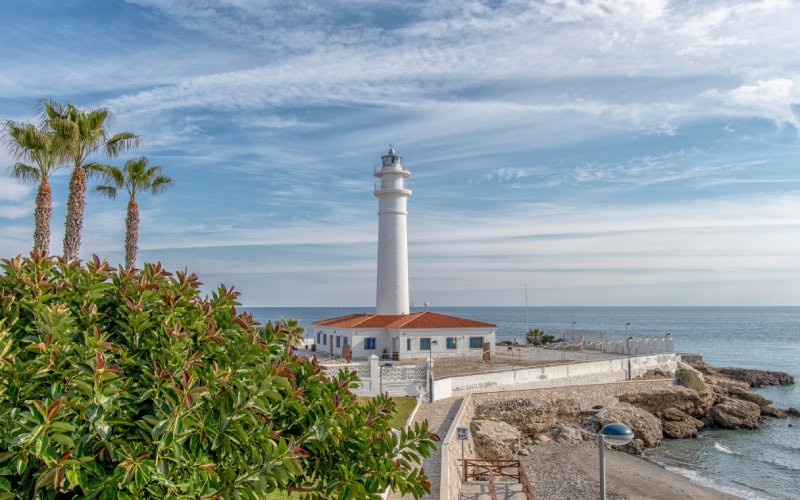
[312,311,496,329]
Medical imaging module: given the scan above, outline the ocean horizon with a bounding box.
[246,305,800,499]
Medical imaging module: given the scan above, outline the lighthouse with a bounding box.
[374,147,411,315]
[311,147,496,367]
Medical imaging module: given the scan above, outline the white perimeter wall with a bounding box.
[432,353,677,400]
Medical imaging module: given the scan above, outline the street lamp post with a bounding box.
[598,423,634,500]
[625,322,630,337]
[570,321,576,341]
[428,340,438,403]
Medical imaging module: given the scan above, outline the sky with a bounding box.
[0,0,799,307]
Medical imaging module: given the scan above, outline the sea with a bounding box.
[245,306,800,499]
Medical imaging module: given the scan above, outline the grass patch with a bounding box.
[358,396,418,429]
[677,367,707,392]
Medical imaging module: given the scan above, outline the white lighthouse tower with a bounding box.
[374,147,411,315]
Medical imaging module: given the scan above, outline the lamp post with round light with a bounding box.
[598,423,634,499]
[428,339,438,402]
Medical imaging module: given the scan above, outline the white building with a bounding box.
[313,148,496,360]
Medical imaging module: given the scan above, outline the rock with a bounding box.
[787,407,800,417]
[593,402,663,452]
[760,406,787,419]
[657,407,704,438]
[710,399,761,429]
[472,419,521,459]
[689,362,794,387]
[635,369,671,380]
[535,434,552,444]
[663,418,704,438]
[619,387,714,419]
[659,408,705,438]
[723,386,771,407]
[552,424,583,443]
[623,438,646,455]
[476,397,581,439]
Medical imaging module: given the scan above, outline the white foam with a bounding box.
[663,465,766,500]
[714,442,739,455]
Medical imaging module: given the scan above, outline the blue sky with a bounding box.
[1,0,799,306]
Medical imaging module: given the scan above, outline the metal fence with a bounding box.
[431,347,624,378]
[549,336,674,356]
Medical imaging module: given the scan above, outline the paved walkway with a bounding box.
[388,397,463,500]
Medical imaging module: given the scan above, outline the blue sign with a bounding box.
[457,427,468,441]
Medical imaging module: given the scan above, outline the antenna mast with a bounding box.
[524,283,529,333]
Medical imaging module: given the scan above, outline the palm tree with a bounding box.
[94,157,173,269]
[2,121,66,253]
[43,101,139,261]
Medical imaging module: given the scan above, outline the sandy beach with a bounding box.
[522,441,738,499]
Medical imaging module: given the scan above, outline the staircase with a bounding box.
[459,460,535,500]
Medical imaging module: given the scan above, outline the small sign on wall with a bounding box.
[457,427,468,441]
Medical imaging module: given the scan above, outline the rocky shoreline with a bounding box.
[472,362,797,459]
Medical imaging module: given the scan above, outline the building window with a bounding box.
[420,337,431,350]
[469,336,484,349]
[323,333,328,345]
[317,332,321,343]
[343,336,348,346]
[407,338,412,351]
[336,336,341,348]
[446,337,457,349]
[364,337,376,350]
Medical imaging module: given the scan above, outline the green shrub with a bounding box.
[526,328,556,346]
[0,254,437,499]
[676,367,707,393]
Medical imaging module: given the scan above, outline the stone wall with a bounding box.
[439,378,676,499]
[439,393,476,500]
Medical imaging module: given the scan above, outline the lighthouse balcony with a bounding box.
[373,165,410,177]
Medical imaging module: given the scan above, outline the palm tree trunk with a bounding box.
[62,165,86,261]
[33,176,52,255]
[125,197,139,269]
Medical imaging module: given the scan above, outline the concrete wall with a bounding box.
[432,353,677,401]
[321,356,426,397]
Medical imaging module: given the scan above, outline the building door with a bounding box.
[392,338,399,360]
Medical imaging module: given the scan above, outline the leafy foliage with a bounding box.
[526,328,556,346]
[0,254,437,499]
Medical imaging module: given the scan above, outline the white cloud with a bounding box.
[714,78,800,128]
[0,177,30,202]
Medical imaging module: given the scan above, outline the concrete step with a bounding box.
[460,481,527,500]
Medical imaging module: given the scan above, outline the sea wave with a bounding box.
[662,465,767,500]
[714,442,740,455]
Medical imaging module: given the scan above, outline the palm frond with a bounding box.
[97,164,125,188]
[150,175,174,196]
[10,163,41,183]
[3,120,68,177]
[85,162,112,178]
[93,185,118,200]
[106,132,140,157]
